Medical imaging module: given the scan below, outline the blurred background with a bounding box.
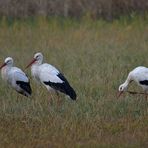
[0,0,148,20]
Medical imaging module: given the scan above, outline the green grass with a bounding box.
[0,16,148,147]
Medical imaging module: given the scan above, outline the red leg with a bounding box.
[56,91,61,106]
[145,93,147,101]
[48,93,53,106]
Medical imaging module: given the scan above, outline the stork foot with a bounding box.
[56,92,62,107]
[48,95,53,106]
[145,94,147,101]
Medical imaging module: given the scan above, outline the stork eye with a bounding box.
[119,86,123,91]
[6,60,10,64]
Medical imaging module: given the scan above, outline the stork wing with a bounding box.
[39,64,63,83]
[14,71,29,82]
[8,67,29,83]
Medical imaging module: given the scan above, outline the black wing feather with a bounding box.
[43,73,76,100]
[16,81,32,96]
[139,80,148,85]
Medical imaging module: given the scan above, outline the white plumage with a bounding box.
[0,57,32,97]
[26,52,76,100]
[118,66,148,99]
[33,64,63,86]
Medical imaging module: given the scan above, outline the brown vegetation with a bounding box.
[0,0,148,20]
[0,17,148,147]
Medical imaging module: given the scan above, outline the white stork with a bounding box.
[25,52,76,100]
[0,57,32,97]
[118,66,148,99]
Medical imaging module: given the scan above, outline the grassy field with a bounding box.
[0,16,148,147]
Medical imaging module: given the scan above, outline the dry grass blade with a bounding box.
[127,91,148,95]
[0,17,148,147]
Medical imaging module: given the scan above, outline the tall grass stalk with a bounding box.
[0,16,148,147]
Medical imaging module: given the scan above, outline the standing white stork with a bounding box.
[0,57,32,97]
[118,66,148,99]
[25,52,76,100]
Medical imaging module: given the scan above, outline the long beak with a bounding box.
[25,58,36,69]
[0,63,6,69]
[117,91,124,99]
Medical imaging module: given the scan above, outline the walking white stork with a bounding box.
[0,57,32,97]
[25,52,76,101]
[118,66,148,99]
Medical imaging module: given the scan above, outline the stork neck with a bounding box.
[123,78,132,88]
[123,81,129,87]
[31,64,40,72]
[34,60,42,65]
[4,65,12,70]
[1,65,11,81]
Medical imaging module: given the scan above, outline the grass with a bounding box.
[0,16,148,147]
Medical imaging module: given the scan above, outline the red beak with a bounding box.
[0,63,6,69]
[25,58,36,69]
[117,91,124,99]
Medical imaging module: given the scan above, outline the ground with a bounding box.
[0,16,148,147]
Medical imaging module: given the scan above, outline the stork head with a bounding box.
[119,83,128,92]
[26,52,43,68]
[117,83,128,98]
[0,57,13,69]
[34,52,43,64]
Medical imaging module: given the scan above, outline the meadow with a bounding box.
[0,16,148,147]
